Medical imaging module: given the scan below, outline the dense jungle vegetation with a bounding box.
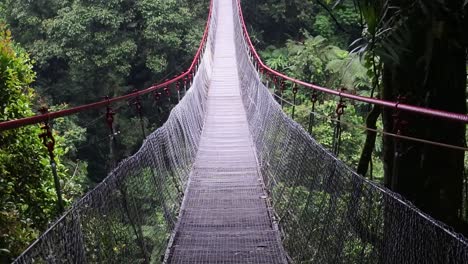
[0,0,466,261]
[0,0,208,261]
[243,0,468,235]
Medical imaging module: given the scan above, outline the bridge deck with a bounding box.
[166,1,286,263]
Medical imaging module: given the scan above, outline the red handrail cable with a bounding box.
[0,0,214,132]
[235,0,468,123]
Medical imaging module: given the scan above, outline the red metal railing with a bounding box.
[0,0,214,132]
[235,0,468,123]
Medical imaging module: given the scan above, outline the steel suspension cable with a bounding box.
[273,95,468,151]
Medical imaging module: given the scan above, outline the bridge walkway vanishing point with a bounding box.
[164,1,288,263]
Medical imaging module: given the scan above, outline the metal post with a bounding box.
[332,96,346,156]
[391,95,408,190]
[119,184,150,264]
[176,81,181,102]
[189,72,193,87]
[291,83,298,120]
[153,91,163,125]
[280,79,285,109]
[308,91,318,135]
[105,100,117,170]
[39,107,64,213]
[131,94,146,138]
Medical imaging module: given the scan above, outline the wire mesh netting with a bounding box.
[232,0,468,263]
[163,1,287,262]
[13,4,217,262]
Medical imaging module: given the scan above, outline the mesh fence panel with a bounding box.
[13,3,218,263]
[232,0,468,263]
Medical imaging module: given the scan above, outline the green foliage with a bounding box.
[287,99,368,169]
[1,0,209,182]
[259,32,385,178]
[243,0,361,49]
[326,55,370,91]
[0,26,86,261]
[78,168,178,263]
[254,0,467,230]
[3,0,207,102]
[246,1,387,182]
[313,14,334,39]
[0,26,53,260]
[0,1,206,257]
[273,183,376,263]
[50,104,89,200]
[348,0,467,228]
[261,34,370,90]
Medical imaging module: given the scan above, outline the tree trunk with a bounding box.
[381,0,467,232]
[418,35,466,228]
[382,65,395,189]
[357,104,381,176]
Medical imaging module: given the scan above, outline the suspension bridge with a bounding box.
[3,0,468,263]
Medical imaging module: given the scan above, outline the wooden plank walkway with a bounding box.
[165,1,287,263]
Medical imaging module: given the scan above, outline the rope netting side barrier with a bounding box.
[233,0,468,263]
[12,2,218,263]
